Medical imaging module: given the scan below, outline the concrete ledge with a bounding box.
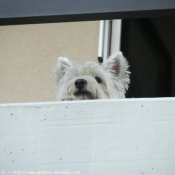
[0,98,175,174]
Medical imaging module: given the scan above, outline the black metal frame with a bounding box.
[0,0,175,25]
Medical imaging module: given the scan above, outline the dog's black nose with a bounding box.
[75,79,87,89]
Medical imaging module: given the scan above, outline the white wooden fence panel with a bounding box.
[0,98,175,175]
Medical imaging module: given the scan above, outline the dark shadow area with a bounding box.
[121,17,175,98]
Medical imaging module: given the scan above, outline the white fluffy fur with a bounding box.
[53,51,130,100]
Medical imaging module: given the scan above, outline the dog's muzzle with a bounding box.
[75,79,87,90]
[74,79,92,98]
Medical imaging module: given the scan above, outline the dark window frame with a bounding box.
[0,0,175,25]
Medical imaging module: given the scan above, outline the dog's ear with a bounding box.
[53,57,73,82]
[102,51,130,89]
[57,57,72,75]
[102,52,129,77]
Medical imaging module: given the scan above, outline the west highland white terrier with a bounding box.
[53,52,130,100]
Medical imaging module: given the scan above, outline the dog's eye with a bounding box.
[95,77,102,83]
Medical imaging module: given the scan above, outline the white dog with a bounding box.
[53,52,130,100]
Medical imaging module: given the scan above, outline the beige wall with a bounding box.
[0,21,99,104]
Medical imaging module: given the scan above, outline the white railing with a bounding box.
[0,98,175,175]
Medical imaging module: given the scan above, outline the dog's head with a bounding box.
[53,52,130,100]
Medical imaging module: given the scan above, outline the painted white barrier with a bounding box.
[0,98,175,175]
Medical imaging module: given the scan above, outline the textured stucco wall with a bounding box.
[0,21,99,103]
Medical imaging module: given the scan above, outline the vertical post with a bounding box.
[98,20,122,62]
[98,20,105,63]
[110,20,122,54]
[98,20,111,62]
[103,20,111,61]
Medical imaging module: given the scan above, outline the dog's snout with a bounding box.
[75,79,87,89]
